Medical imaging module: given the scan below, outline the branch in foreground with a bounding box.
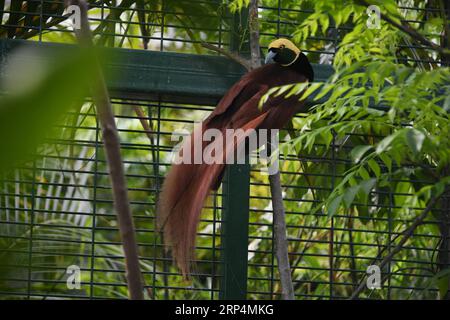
[67,0,144,300]
[201,42,251,71]
[269,171,296,300]
[249,0,262,70]
[248,0,295,300]
[349,196,440,299]
[133,106,153,142]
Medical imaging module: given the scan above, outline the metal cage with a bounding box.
[0,0,448,300]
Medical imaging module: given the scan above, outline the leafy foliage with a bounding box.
[260,0,449,298]
[267,0,449,216]
[1,0,449,300]
[0,47,95,172]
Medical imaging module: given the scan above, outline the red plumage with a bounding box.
[157,54,313,276]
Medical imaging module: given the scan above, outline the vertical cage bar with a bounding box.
[150,102,157,299]
[156,100,169,300]
[219,163,250,300]
[89,110,100,299]
[329,131,336,299]
[270,217,275,298]
[438,0,450,301]
[26,159,37,299]
[438,167,450,300]
[219,7,251,300]
[387,176,393,299]
[211,191,218,299]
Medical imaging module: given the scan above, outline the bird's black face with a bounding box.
[265,39,301,66]
[265,38,314,82]
[265,46,299,66]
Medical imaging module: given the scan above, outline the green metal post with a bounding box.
[219,162,251,299]
[218,8,251,300]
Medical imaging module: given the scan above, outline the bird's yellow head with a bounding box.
[265,38,301,66]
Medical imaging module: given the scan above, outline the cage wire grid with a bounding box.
[0,0,449,299]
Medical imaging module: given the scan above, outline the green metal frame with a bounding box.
[219,163,251,299]
[0,39,333,103]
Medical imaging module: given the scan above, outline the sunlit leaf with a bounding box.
[343,185,359,208]
[350,145,372,163]
[327,194,343,216]
[405,128,425,155]
[0,46,96,172]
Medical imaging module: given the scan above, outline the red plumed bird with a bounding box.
[157,38,314,276]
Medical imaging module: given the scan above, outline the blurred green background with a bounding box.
[0,0,449,300]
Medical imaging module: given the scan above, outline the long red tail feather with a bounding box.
[157,113,268,276]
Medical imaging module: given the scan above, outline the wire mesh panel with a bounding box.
[0,98,225,299]
[246,120,444,299]
[1,0,237,52]
[0,0,448,300]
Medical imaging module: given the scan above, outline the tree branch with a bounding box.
[358,0,450,55]
[66,0,144,300]
[201,42,251,71]
[133,106,153,142]
[349,196,440,300]
[269,169,296,300]
[249,0,262,70]
[248,0,295,300]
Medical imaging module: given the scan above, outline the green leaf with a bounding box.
[367,159,381,178]
[259,87,279,110]
[350,145,373,163]
[310,19,318,35]
[320,128,333,147]
[444,92,450,111]
[299,82,322,100]
[274,83,295,97]
[405,128,425,155]
[0,47,96,172]
[379,153,392,172]
[376,131,400,154]
[343,185,360,208]
[319,13,330,34]
[228,0,250,12]
[360,178,377,196]
[438,271,450,299]
[358,166,370,180]
[327,195,343,217]
[356,204,370,221]
[314,84,334,101]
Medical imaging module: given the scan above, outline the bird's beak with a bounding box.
[265,50,277,64]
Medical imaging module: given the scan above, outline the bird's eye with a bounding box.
[279,44,285,49]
